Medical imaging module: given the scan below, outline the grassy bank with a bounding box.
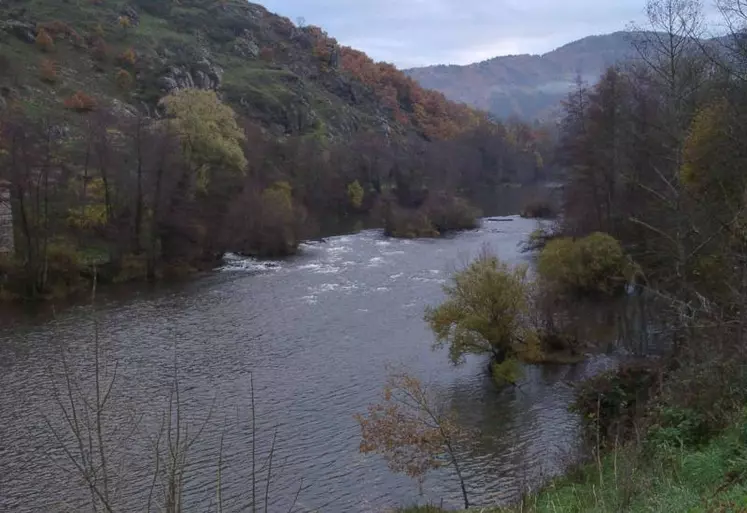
[399,410,747,513]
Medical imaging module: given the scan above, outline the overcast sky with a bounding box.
[258,0,723,68]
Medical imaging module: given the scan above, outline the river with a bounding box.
[0,216,622,512]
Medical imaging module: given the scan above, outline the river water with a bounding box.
[0,216,622,512]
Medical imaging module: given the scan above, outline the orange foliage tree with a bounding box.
[339,46,484,140]
[39,58,59,83]
[36,28,55,52]
[64,91,97,112]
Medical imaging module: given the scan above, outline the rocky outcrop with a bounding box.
[157,59,223,92]
[0,20,35,44]
[232,33,260,59]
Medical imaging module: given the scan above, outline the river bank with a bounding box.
[402,406,747,513]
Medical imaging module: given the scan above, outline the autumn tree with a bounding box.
[39,58,58,84]
[36,28,54,52]
[162,89,247,190]
[425,251,536,379]
[356,371,472,508]
[347,180,364,210]
[115,69,133,90]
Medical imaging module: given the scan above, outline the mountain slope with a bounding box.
[405,32,638,120]
[0,0,486,142]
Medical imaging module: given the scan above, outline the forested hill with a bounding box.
[405,32,638,120]
[0,0,553,300]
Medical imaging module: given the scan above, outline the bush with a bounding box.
[44,241,87,298]
[383,204,438,239]
[383,193,479,239]
[40,58,59,84]
[113,254,148,283]
[115,69,133,90]
[572,363,661,447]
[36,28,55,52]
[537,232,631,296]
[520,225,561,253]
[423,193,480,233]
[520,195,558,219]
[64,91,97,112]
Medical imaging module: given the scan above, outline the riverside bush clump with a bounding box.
[383,193,479,239]
[537,232,632,296]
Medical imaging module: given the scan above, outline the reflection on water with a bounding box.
[0,216,648,512]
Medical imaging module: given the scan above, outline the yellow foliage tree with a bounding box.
[347,180,364,209]
[425,252,535,367]
[162,89,247,190]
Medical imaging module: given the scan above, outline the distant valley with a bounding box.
[405,31,639,120]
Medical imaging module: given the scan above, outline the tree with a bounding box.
[36,28,54,52]
[40,58,58,84]
[347,180,364,209]
[356,371,472,509]
[115,69,133,91]
[425,251,534,366]
[162,89,246,191]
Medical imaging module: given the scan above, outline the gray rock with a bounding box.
[158,60,223,92]
[120,5,140,25]
[0,96,6,112]
[232,37,260,59]
[1,20,35,44]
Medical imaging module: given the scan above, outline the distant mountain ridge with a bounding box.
[405,32,640,120]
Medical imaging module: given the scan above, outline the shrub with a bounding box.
[520,225,561,253]
[44,240,86,298]
[248,181,305,257]
[347,180,364,210]
[64,91,97,112]
[383,204,438,239]
[520,195,558,219]
[40,58,59,84]
[537,232,631,296]
[572,363,661,446]
[91,37,108,62]
[383,193,479,239]
[117,48,136,67]
[115,69,133,90]
[113,254,148,283]
[423,193,480,233]
[36,28,55,52]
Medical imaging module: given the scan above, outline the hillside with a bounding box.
[0,0,553,300]
[405,32,638,120]
[0,0,488,140]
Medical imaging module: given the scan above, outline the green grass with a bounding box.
[400,413,747,513]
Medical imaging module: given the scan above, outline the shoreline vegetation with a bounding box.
[0,0,556,304]
[379,0,747,509]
